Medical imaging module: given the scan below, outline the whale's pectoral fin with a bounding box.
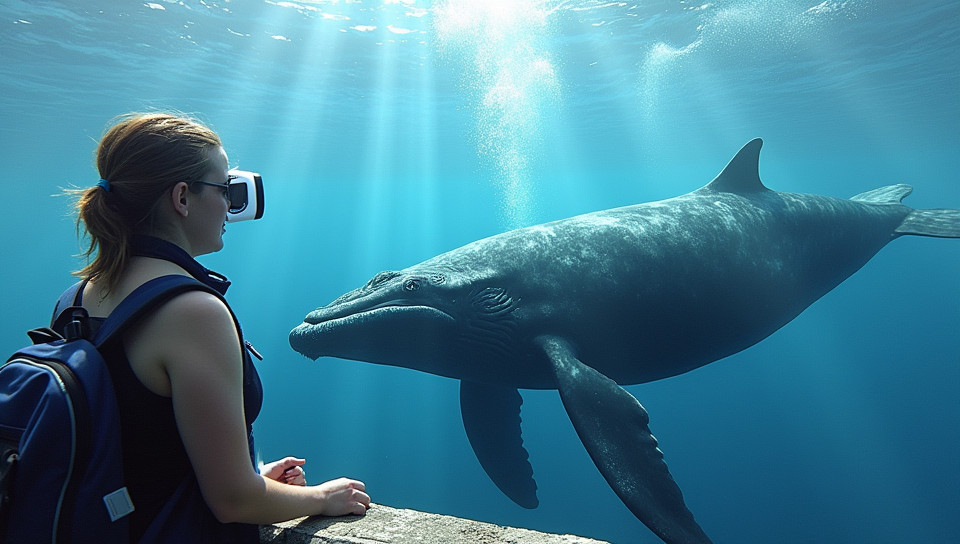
[460,381,538,509]
[537,335,712,544]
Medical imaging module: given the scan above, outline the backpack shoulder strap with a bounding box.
[49,279,88,328]
[92,275,222,348]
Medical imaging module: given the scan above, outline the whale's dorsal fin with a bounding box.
[705,138,768,194]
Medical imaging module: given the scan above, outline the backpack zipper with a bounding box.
[8,356,91,544]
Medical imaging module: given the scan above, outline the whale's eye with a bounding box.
[404,278,421,291]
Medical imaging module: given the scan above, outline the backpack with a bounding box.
[0,274,220,543]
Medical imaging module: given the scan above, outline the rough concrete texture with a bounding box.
[260,503,611,544]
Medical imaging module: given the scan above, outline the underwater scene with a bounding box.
[1,1,958,542]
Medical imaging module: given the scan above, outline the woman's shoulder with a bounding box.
[115,274,239,396]
[143,286,234,335]
[127,281,240,382]
[110,266,236,345]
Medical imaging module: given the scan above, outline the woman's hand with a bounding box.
[262,463,369,516]
[316,477,370,516]
[261,457,307,486]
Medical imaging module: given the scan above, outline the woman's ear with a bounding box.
[171,181,190,218]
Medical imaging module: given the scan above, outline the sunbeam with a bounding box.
[434,0,561,228]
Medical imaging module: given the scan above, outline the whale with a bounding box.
[289,139,960,544]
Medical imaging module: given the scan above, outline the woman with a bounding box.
[72,112,369,541]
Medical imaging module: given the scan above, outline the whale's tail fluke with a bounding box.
[850,184,960,238]
[895,208,960,238]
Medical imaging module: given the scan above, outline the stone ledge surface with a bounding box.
[260,503,610,544]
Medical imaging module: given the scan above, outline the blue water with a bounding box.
[2,1,958,542]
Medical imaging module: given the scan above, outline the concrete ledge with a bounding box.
[260,503,610,544]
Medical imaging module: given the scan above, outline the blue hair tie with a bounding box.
[97,178,111,192]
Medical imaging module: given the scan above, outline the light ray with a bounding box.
[434,0,561,228]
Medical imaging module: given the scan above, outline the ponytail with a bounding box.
[72,183,132,295]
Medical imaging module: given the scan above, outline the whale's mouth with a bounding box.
[302,304,452,331]
[303,300,451,326]
[289,303,455,360]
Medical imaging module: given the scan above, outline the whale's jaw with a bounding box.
[289,303,456,365]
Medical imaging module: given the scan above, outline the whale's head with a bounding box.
[289,265,521,379]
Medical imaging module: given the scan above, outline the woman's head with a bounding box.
[74,112,227,293]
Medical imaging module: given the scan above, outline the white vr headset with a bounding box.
[225,169,264,222]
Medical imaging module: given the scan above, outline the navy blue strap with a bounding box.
[131,235,231,295]
[50,279,87,327]
[92,275,222,348]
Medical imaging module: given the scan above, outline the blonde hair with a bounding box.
[72,112,222,294]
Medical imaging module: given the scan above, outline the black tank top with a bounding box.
[92,236,263,542]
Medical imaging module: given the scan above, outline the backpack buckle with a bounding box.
[63,308,90,342]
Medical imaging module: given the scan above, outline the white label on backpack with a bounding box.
[103,487,135,521]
